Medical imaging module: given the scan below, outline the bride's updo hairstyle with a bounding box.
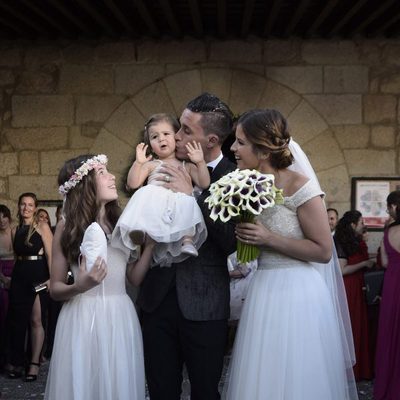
[58,154,121,265]
[238,109,293,169]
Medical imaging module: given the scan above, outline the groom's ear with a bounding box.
[206,134,219,148]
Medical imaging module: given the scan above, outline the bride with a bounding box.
[223,109,358,399]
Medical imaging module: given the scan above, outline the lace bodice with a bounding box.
[258,180,324,269]
[71,240,129,297]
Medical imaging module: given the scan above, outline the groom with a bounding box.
[137,93,237,400]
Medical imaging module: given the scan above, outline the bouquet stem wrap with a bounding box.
[237,211,260,263]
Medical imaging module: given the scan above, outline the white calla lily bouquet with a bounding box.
[205,169,284,263]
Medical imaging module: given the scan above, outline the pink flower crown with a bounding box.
[58,154,108,195]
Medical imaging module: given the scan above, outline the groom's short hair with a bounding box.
[186,92,234,144]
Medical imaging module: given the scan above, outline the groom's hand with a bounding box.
[157,164,193,195]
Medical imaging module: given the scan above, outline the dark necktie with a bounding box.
[207,166,213,175]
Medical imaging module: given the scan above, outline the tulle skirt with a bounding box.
[112,185,207,266]
[223,266,358,400]
[45,292,145,400]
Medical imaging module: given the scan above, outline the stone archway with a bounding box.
[90,68,349,205]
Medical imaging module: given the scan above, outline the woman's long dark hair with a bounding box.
[334,210,362,256]
[387,190,400,228]
[58,155,121,265]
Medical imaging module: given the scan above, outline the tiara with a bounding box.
[59,154,108,195]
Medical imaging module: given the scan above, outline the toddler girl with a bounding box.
[112,113,209,266]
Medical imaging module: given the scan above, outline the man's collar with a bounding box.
[207,152,223,170]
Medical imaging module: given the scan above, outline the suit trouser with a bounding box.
[141,288,228,400]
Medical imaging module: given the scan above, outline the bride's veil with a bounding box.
[289,139,358,397]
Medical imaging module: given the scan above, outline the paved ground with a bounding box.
[0,358,374,400]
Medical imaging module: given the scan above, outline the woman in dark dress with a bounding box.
[7,192,53,381]
[374,191,400,399]
[334,210,374,381]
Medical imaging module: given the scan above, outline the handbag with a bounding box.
[363,269,385,305]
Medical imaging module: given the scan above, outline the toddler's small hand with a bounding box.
[186,141,205,164]
[135,143,152,164]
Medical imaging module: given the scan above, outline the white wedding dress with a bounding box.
[223,180,358,400]
[45,240,145,400]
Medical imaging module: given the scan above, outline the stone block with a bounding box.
[332,125,370,149]
[69,126,96,149]
[104,101,146,146]
[229,70,266,114]
[163,70,202,114]
[19,151,39,175]
[235,64,265,76]
[263,40,300,65]
[41,150,87,175]
[90,129,134,175]
[62,43,97,64]
[324,66,369,93]
[266,66,322,94]
[201,68,232,104]
[115,64,165,95]
[259,80,301,117]
[304,95,362,124]
[0,48,22,67]
[287,100,328,144]
[344,149,396,175]
[209,40,262,63]
[5,127,68,150]
[318,165,350,203]
[358,40,382,65]
[132,81,177,118]
[0,70,14,86]
[59,65,113,94]
[76,96,124,124]
[380,74,400,93]
[371,126,395,148]
[138,40,206,63]
[12,95,74,127]
[25,46,62,67]
[0,178,6,194]
[0,152,18,176]
[302,41,359,64]
[302,131,344,171]
[363,95,397,124]
[16,66,57,94]
[9,175,60,201]
[95,42,136,64]
[382,43,400,66]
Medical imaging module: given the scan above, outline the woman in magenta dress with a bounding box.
[0,204,15,369]
[334,210,374,381]
[374,191,400,399]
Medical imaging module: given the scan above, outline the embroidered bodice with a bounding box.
[257,180,324,269]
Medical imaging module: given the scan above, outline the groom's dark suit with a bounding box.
[137,156,236,400]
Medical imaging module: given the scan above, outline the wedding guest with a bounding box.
[223,109,357,400]
[0,204,15,370]
[45,154,149,399]
[327,207,339,234]
[7,193,52,381]
[374,190,400,399]
[137,93,237,400]
[36,209,51,229]
[334,210,374,381]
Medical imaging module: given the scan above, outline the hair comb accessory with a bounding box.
[59,154,108,195]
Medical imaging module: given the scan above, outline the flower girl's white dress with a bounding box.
[112,160,207,266]
[223,180,358,400]
[45,224,145,400]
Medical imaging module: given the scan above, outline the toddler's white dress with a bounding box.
[112,160,207,266]
[223,180,358,400]
[44,229,145,400]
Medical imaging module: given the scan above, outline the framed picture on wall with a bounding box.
[351,177,400,230]
[37,200,63,228]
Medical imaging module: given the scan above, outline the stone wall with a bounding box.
[0,38,399,225]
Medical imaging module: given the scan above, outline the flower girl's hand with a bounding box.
[135,143,152,164]
[74,256,107,293]
[186,141,205,165]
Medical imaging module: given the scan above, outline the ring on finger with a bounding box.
[165,174,170,183]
